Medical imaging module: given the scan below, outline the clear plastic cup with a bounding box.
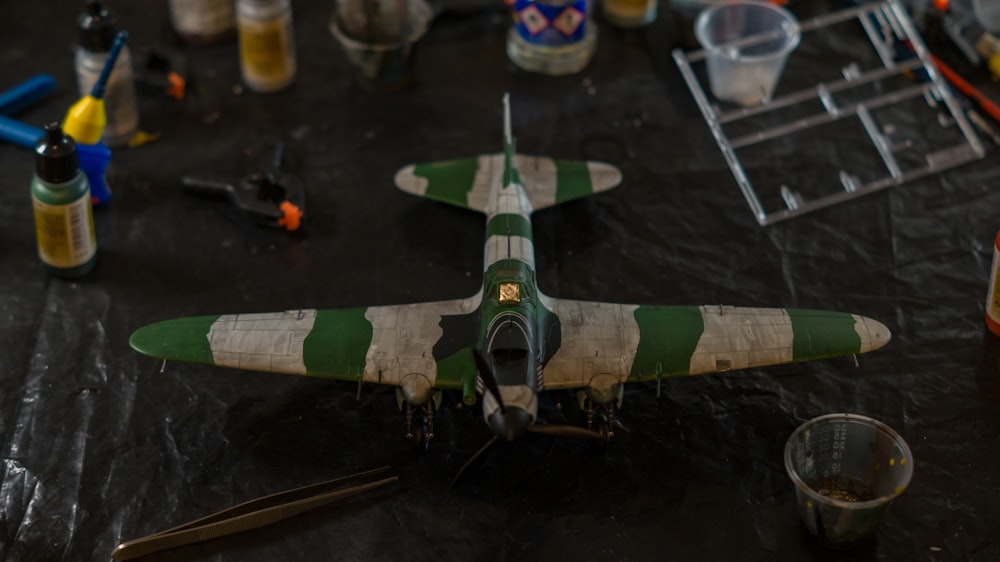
[784,413,913,548]
[974,0,1000,33]
[329,0,432,90]
[694,0,800,106]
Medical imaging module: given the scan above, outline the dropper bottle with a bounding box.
[31,122,97,278]
[75,0,139,147]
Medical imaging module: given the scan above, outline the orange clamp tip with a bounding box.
[166,72,186,101]
[932,0,948,12]
[278,201,303,231]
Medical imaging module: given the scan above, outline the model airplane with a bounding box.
[130,95,891,445]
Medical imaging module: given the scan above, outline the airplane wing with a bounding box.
[129,293,483,399]
[394,154,621,213]
[539,296,891,394]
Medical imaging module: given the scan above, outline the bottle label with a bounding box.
[169,0,235,36]
[33,191,97,269]
[238,13,296,90]
[513,0,588,46]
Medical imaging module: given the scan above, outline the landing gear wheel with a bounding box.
[412,420,430,453]
[403,399,436,452]
[412,410,434,453]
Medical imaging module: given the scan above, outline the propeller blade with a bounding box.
[528,424,606,441]
[473,348,505,414]
[451,424,603,488]
[449,435,500,489]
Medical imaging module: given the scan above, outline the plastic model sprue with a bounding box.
[130,95,891,446]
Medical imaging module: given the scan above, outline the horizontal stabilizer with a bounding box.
[394,154,622,213]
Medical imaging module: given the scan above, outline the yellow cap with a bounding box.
[63,95,107,144]
[989,53,1000,82]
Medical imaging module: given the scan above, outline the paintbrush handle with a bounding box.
[92,31,128,99]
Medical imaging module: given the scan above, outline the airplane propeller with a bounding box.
[527,424,607,440]
[473,346,605,441]
[452,347,605,488]
[473,347,505,414]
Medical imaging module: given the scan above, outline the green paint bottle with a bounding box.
[31,122,97,278]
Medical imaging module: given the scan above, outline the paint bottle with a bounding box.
[506,0,597,75]
[168,0,236,45]
[237,0,297,93]
[75,0,139,147]
[986,230,1000,336]
[31,122,97,278]
[975,32,1000,80]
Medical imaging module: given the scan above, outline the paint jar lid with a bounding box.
[35,122,80,184]
[78,0,119,52]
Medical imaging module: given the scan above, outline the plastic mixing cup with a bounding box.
[694,0,800,106]
[974,0,1000,33]
[784,413,913,548]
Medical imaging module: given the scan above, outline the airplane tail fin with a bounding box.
[393,94,622,213]
[502,93,517,187]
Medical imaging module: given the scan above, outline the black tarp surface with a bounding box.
[2,0,999,560]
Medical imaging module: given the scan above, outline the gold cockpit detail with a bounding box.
[499,282,521,304]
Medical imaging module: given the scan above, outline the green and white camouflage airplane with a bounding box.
[130,95,891,445]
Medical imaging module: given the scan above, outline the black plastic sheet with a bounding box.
[2,0,999,560]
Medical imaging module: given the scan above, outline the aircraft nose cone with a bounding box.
[488,408,531,441]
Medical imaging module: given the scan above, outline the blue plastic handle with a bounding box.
[0,74,56,115]
[0,113,113,204]
[0,113,46,148]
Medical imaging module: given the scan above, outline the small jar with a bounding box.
[168,0,236,45]
[237,0,297,93]
[506,0,597,75]
[602,0,657,28]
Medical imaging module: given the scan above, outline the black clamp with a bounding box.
[182,141,305,231]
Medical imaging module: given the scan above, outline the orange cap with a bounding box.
[166,72,186,101]
[277,201,303,231]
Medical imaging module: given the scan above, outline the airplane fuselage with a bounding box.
[478,173,545,440]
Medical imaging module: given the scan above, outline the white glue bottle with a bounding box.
[75,0,139,147]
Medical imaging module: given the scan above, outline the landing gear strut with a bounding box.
[397,389,441,450]
[580,394,617,439]
[404,400,435,450]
